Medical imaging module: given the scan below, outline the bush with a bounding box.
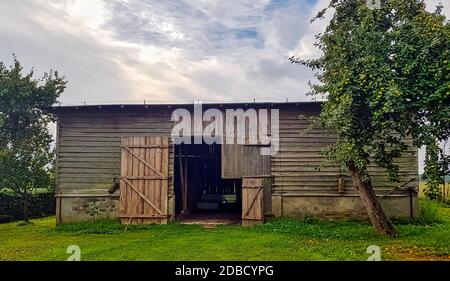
[416,199,443,224]
[0,188,55,223]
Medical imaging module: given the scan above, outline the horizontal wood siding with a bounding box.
[55,104,418,202]
[271,107,418,196]
[56,109,174,197]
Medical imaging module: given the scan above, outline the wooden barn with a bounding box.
[51,102,419,225]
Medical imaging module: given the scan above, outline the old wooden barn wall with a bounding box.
[54,103,418,222]
[55,106,175,222]
[271,104,418,219]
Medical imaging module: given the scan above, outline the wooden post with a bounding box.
[56,194,62,224]
[179,146,187,213]
[338,176,345,193]
[183,158,188,211]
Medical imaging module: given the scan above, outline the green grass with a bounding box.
[1,199,449,261]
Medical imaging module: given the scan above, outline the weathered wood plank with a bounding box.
[222,144,271,179]
[55,106,417,203]
[119,136,169,225]
[242,177,267,226]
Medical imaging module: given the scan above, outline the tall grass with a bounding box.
[416,199,443,224]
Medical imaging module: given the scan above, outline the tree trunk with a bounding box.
[23,191,29,223]
[348,163,397,236]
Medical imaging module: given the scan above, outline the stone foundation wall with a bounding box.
[56,195,119,223]
[56,194,177,223]
[57,193,417,223]
[271,194,418,220]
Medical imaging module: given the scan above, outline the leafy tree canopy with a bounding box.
[291,0,449,234]
[0,56,66,221]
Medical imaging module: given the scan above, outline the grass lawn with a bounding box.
[0,199,449,261]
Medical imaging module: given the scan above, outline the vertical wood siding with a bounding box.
[221,144,271,178]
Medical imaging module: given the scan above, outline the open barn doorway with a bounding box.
[174,141,242,226]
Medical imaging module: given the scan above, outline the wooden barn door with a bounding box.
[242,177,268,226]
[119,136,169,224]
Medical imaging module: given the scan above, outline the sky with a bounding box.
[0,0,447,105]
[0,0,326,104]
[0,0,448,173]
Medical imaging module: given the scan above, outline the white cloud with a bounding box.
[0,0,319,104]
[425,0,450,15]
[0,0,447,105]
[1,0,448,171]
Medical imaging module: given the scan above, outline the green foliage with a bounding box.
[0,56,66,221]
[87,202,102,221]
[291,0,450,187]
[416,198,443,224]
[424,142,449,200]
[420,173,428,181]
[0,188,55,223]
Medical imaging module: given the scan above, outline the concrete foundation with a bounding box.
[56,195,119,223]
[57,193,418,223]
[56,194,177,224]
[271,194,418,220]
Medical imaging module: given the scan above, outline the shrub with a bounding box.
[0,188,55,223]
[416,199,443,224]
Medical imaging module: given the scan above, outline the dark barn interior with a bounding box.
[174,142,242,224]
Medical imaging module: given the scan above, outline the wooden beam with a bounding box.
[118,214,167,218]
[124,176,169,180]
[121,177,163,215]
[338,176,345,193]
[123,146,164,178]
[121,145,168,148]
[244,187,262,217]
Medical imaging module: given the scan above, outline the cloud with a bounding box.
[1,0,448,170]
[0,0,448,105]
[0,0,321,104]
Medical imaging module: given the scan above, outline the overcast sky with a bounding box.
[0,0,448,173]
[0,0,325,104]
[0,0,447,104]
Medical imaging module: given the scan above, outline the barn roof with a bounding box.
[49,100,323,113]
